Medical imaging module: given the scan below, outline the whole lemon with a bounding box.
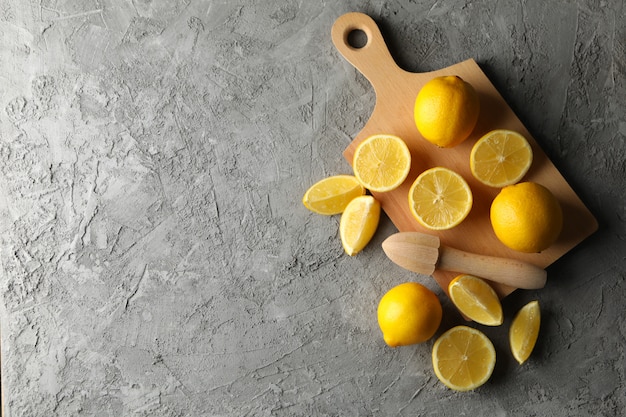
[490,182,563,253]
[377,282,442,347]
[414,75,480,148]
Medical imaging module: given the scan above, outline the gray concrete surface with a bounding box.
[0,0,625,415]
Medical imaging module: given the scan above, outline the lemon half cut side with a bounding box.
[408,167,473,230]
[432,325,496,391]
[470,129,533,188]
[352,134,412,193]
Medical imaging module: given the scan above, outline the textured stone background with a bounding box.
[0,0,625,416]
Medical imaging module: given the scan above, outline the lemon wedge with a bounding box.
[448,274,503,326]
[339,195,380,256]
[302,175,366,215]
[510,300,541,365]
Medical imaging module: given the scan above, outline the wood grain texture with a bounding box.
[382,232,547,289]
[331,12,598,297]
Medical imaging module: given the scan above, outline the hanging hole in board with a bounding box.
[347,29,368,49]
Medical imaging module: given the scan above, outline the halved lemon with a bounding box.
[448,274,503,326]
[302,175,366,215]
[432,325,496,391]
[352,134,411,192]
[470,129,533,187]
[408,167,473,230]
[339,195,380,256]
[509,300,541,365]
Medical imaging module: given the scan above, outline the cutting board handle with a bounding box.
[331,12,404,90]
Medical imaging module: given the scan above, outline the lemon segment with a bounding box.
[490,182,563,253]
[414,75,480,148]
[339,195,380,256]
[470,129,533,188]
[509,300,541,365]
[408,167,473,230]
[377,282,442,347]
[302,175,366,215]
[448,275,503,326]
[352,134,411,192]
[432,326,496,391]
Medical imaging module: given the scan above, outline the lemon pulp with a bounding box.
[352,134,411,192]
[339,195,380,256]
[470,129,533,187]
[432,326,496,391]
[408,167,473,230]
[448,274,503,326]
[302,175,366,215]
[510,300,541,365]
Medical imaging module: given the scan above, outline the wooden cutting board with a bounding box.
[331,12,598,297]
